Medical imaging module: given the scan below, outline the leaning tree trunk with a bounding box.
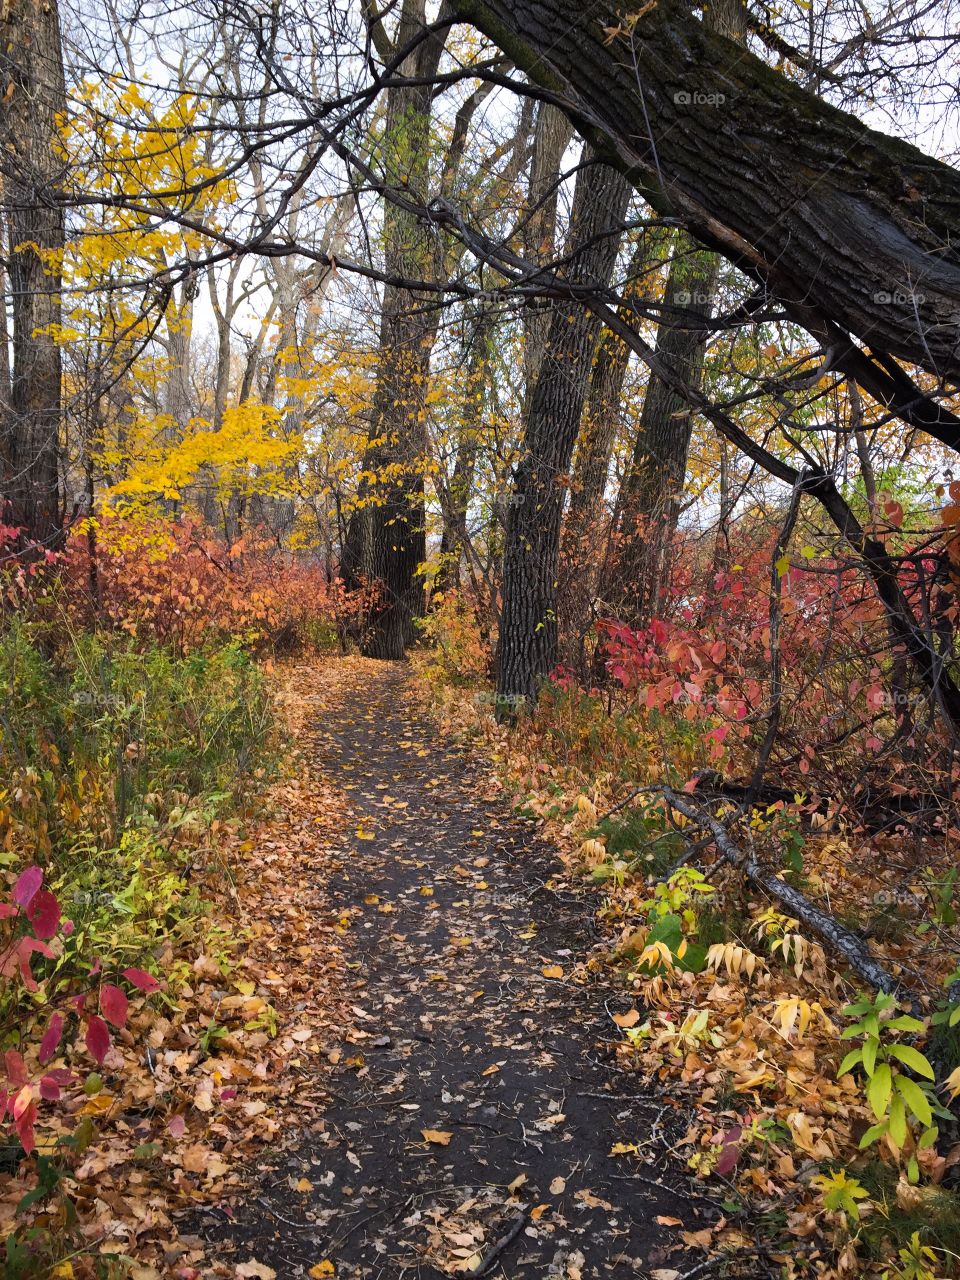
[497,151,631,707]
[601,236,720,625]
[447,0,960,429]
[0,0,66,550]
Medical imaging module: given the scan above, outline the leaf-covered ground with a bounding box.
[184,659,764,1279]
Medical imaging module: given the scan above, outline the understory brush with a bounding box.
[0,520,350,1275]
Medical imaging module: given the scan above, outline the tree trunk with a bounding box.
[557,235,662,669]
[0,0,66,549]
[497,152,631,707]
[436,310,492,594]
[447,0,960,418]
[342,0,448,659]
[602,237,720,625]
[522,103,574,402]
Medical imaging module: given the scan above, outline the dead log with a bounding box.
[660,787,911,1002]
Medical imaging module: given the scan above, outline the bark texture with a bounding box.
[0,0,66,548]
[497,152,631,706]
[342,0,448,658]
[603,237,719,624]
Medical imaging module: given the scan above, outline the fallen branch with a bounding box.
[465,1210,529,1277]
[660,787,913,1004]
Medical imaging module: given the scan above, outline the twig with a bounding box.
[465,1210,529,1277]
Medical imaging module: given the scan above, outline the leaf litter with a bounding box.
[188,659,765,1278]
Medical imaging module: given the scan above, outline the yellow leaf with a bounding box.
[296,1177,314,1192]
[542,965,564,979]
[421,1128,453,1146]
[609,1142,639,1156]
[309,1265,335,1278]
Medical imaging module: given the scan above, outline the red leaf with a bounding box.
[39,1075,61,1101]
[85,1015,111,1065]
[15,936,54,991]
[122,967,161,993]
[100,984,128,1028]
[12,866,42,909]
[4,1050,28,1087]
[39,1012,64,1064]
[168,1113,186,1138]
[26,889,60,940]
[12,1087,36,1154]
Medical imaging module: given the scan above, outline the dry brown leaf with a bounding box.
[421,1128,454,1146]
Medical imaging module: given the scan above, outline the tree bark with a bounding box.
[436,309,492,594]
[342,0,449,658]
[602,236,719,624]
[497,151,631,707]
[522,103,574,402]
[447,0,960,426]
[0,0,67,549]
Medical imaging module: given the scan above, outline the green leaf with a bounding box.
[896,1076,932,1126]
[858,1121,887,1149]
[918,1125,939,1149]
[838,1048,863,1076]
[886,1044,935,1079]
[867,1062,892,1120]
[884,1015,925,1033]
[775,554,790,577]
[863,1036,878,1076]
[889,1092,908,1147]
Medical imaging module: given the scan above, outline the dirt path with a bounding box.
[198,661,728,1279]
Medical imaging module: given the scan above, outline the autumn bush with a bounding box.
[0,514,361,1271]
[57,514,363,656]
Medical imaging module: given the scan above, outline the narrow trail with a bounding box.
[201,660,724,1279]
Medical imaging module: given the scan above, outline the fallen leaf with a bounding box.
[542,965,563,979]
[421,1128,453,1146]
[236,1263,276,1280]
[612,1008,640,1028]
[308,1264,335,1278]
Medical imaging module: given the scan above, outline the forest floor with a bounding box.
[180,658,764,1280]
